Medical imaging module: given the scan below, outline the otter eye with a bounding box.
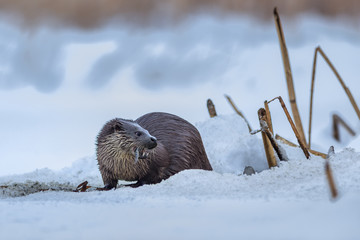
[135,131,142,137]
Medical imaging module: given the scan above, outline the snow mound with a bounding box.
[196,114,268,174]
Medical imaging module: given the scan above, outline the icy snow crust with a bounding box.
[1,115,360,239]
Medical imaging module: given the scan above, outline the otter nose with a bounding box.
[148,137,157,149]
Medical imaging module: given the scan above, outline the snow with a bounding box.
[196,114,268,174]
[1,12,360,240]
[1,195,360,240]
[1,114,360,239]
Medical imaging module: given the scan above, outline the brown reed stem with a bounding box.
[308,46,360,148]
[325,155,338,199]
[257,108,278,167]
[308,47,318,148]
[207,99,217,118]
[268,96,310,159]
[275,134,327,159]
[273,7,306,145]
[264,101,273,134]
[263,128,287,162]
[225,95,252,132]
[332,114,356,142]
[263,102,287,161]
[325,161,338,199]
[275,134,298,147]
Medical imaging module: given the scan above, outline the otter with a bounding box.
[96,112,212,189]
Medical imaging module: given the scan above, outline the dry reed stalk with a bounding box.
[262,102,288,161]
[257,108,278,167]
[263,129,287,162]
[308,47,318,148]
[264,101,273,133]
[309,149,327,159]
[275,134,298,147]
[268,96,310,159]
[308,46,360,148]
[225,95,252,132]
[332,114,356,142]
[275,134,327,159]
[325,147,338,199]
[325,161,338,199]
[207,99,217,118]
[273,7,306,145]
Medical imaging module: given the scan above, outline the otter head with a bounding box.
[98,118,157,163]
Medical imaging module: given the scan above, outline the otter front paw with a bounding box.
[123,180,144,188]
[96,183,117,191]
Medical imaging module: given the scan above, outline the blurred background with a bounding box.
[0,0,359,175]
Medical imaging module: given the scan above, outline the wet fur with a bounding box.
[96,112,212,188]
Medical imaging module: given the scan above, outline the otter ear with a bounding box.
[113,122,124,132]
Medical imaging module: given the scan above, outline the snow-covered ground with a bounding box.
[1,114,360,239]
[1,11,360,240]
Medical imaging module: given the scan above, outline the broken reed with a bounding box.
[273,7,306,145]
[275,134,327,159]
[325,147,338,199]
[264,100,273,133]
[274,134,297,147]
[308,46,360,148]
[257,108,278,167]
[268,96,310,159]
[262,103,288,162]
[332,114,356,142]
[207,99,217,118]
[325,161,338,199]
[225,95,252,132]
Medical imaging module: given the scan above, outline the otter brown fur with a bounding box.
[96,112,212,189]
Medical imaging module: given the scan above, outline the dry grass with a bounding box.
[332,114,356,142]
[308,46,360,148]
[275,134,327,159]
[325,157,338,199]
[256,108,278,168]
[268,96,310,159]
[273,7,307,146]
[225,95,252,132]
[207,99,217,118]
